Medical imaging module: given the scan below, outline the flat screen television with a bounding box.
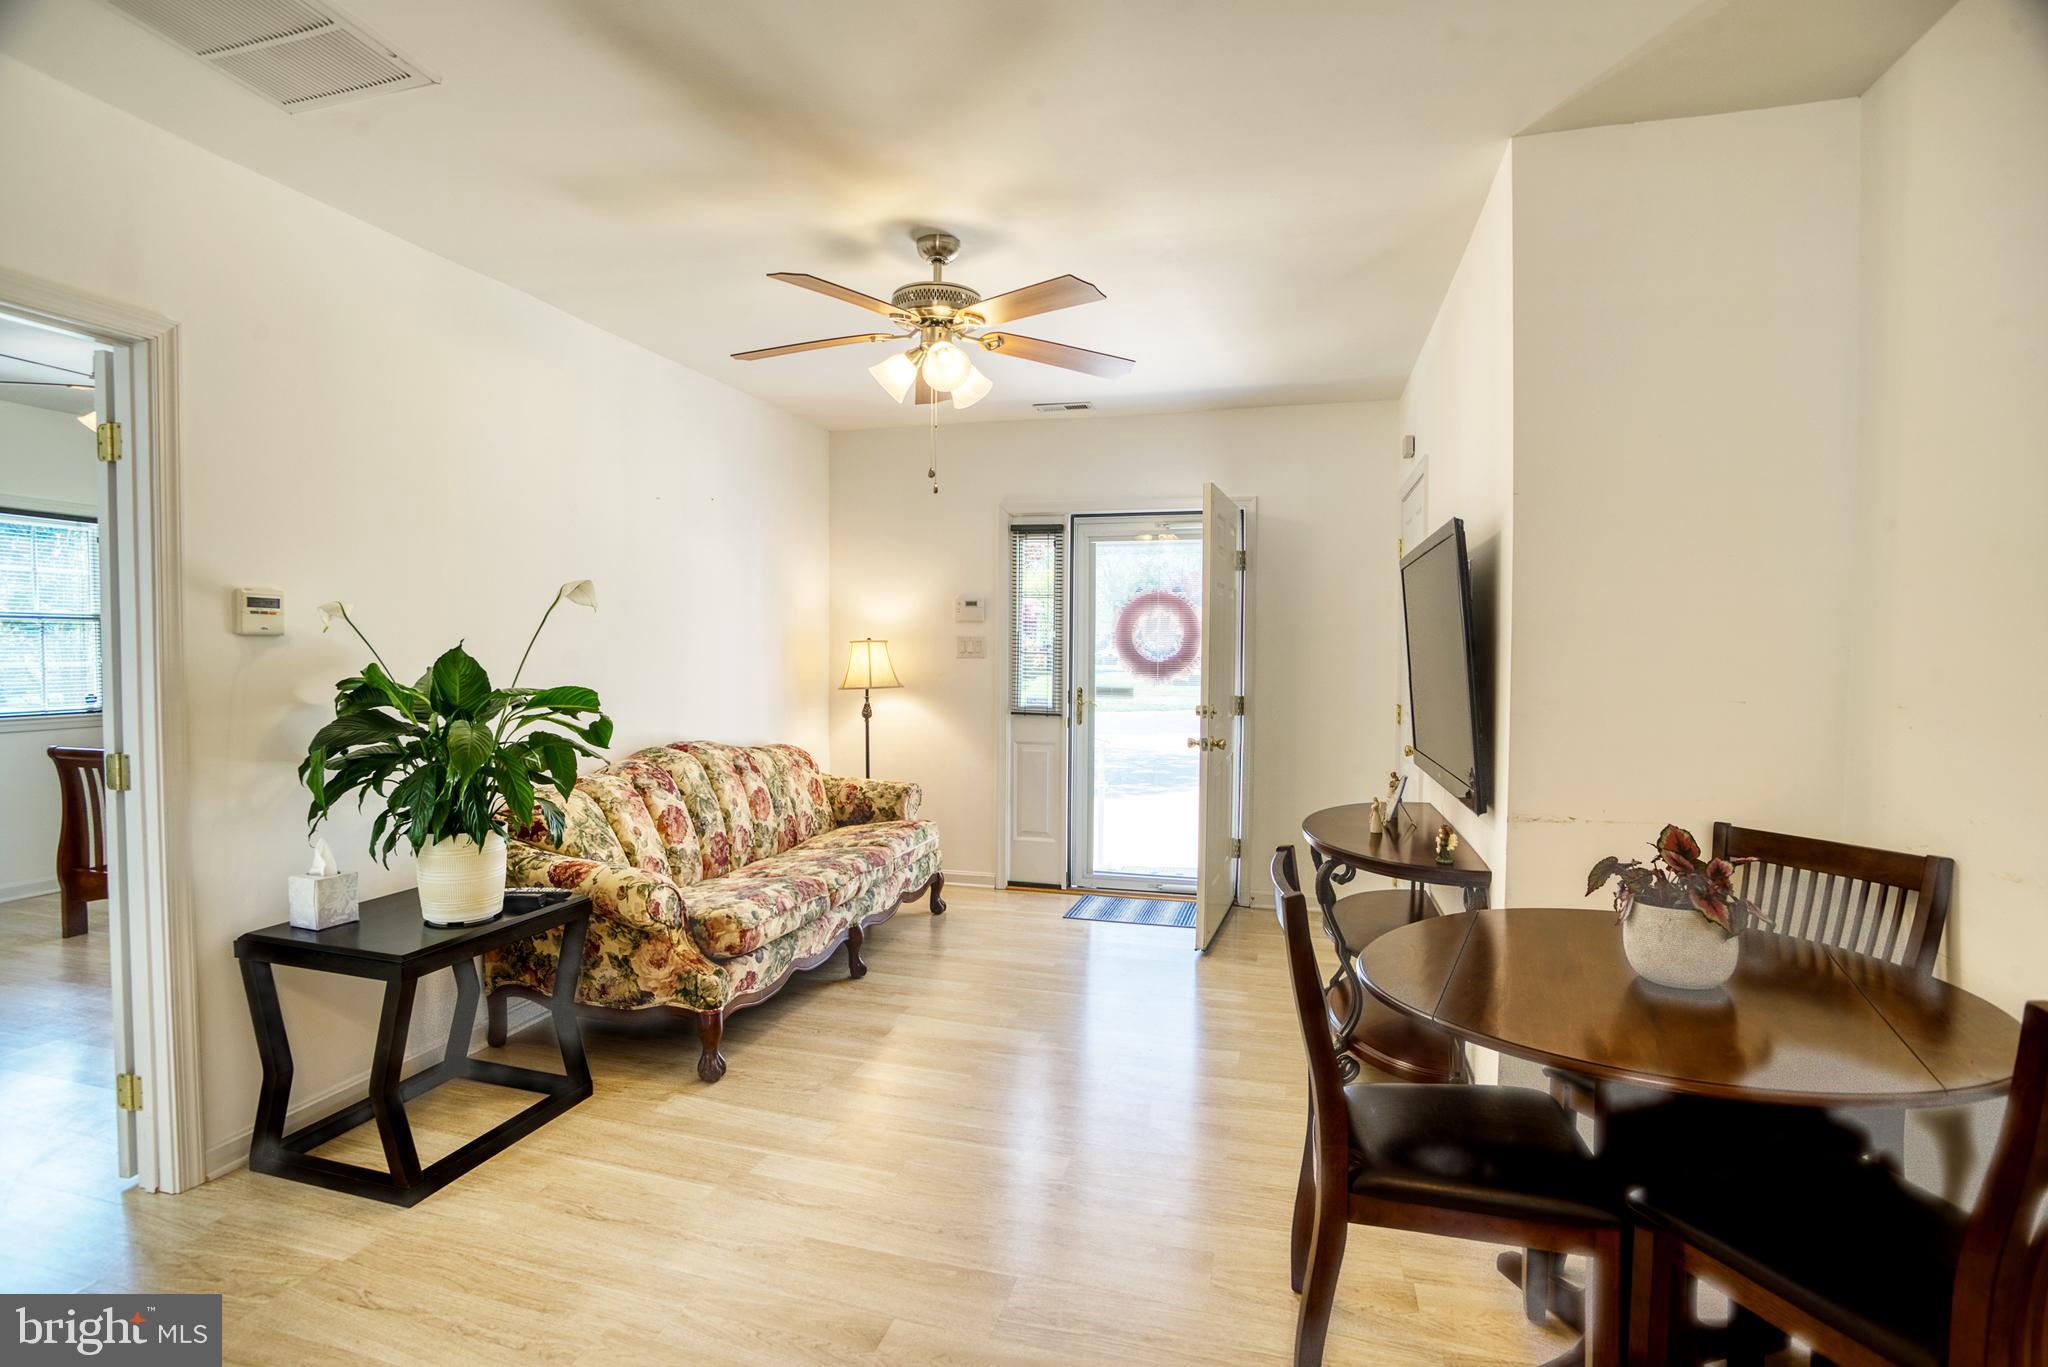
[1399,518,1490,814]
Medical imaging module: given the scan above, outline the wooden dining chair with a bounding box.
[1628,1000,2048,1367]
[47,746,108,939]
[1272,846,1626,1366]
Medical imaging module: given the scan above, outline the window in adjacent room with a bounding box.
[0,509,102,718]
[1010,523,1065,715]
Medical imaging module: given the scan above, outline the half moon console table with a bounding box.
[1300,800,1491,1082]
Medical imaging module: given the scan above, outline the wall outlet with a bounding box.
[956,636,986,659]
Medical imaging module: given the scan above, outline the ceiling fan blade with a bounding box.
[731,333,900,361]
[978,332,1135,378]
[767,273,904,319]
[966,275,1105,326]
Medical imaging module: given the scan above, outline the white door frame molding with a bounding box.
[0,265,201,1194]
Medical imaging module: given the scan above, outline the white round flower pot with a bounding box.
[415,833,508,927]
[1622,900,1741,991]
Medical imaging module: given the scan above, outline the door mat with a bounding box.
[1062,895,1196,928]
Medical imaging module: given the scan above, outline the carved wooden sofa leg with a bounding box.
[847,923,868,979]
[694,1008,727,1083]
[485,989,509,1047]
[927,870,946,914]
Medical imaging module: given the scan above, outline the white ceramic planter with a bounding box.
[416,833,508,927]
[1622,900,1741,990]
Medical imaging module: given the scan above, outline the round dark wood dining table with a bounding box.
[1355,907,2020,1365]
[1356,907,2019,1107]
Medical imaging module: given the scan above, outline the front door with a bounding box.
[1069,513,1203,896]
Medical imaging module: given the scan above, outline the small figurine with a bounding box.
[1367,798,1385,835]
[1433,823,1459,865]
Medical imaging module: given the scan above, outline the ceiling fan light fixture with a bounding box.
[869,349,922,404]
[919,340,972,392]
[950,364,993,410]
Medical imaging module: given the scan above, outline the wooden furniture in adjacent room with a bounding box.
[234,889,594,1206]
[1301,800,1490,1083]
[47,746,106,939]
[1272,849,1624,1367]
[1630,1000,2048,1367]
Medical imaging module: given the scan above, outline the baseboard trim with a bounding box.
[203,994,551,1181]
[0,877,59,905]
[942,868,994,888]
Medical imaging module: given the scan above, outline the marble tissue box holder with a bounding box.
[288,838,360,931]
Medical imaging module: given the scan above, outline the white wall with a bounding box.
[1848,0,2048,1019]
[827,402,1399,891]
[1396,150,1517,898]
[0,397,102,901]
[0,56,831,1171]
[1506,100,1865,908]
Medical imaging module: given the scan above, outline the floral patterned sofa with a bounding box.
[481,741,942,1081]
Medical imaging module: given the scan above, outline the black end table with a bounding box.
[233,888,593,1206]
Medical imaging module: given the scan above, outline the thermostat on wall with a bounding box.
[956,594,987,623]
[234,587,285,636]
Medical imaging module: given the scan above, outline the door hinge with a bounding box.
[1395,702,1403,726]
[104,752,132,791]
[1234,549,1247,571]
[1233,694,1246,716]
[1396,537,1404,559]
[116,1072,143,1112]
[1230,838,1243,859]
[96,420,122,463]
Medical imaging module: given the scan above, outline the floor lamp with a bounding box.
[839,638,902,779]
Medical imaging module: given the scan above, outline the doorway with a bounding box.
[0,274,198,1197]
[1069,513,1204,895]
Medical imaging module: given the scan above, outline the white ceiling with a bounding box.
[0,314,100,417]
[0,1,1937,431]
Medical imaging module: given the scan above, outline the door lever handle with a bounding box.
[1074,686,1085,725]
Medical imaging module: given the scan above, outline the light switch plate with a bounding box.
[956,636,986,659]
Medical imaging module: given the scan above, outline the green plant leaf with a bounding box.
[303,745,327,815]
[495,756,535,832]
[446,718,494,782]
[430,645,492,717]
[525,685,601,712]
[581,715,614,748]
[536,739,578,796]
[308,711,410,753]
[362,662,428,719]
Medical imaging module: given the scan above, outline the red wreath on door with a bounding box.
[1113,590,1199,681]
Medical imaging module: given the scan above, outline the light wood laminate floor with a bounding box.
[3,884,1629,1364]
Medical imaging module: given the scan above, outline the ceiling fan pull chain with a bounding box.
[927,393,940,495]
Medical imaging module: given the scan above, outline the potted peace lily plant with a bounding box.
[1587,824,1771,990]
[298,581,612,927]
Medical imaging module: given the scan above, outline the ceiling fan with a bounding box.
[732,231,1134,409]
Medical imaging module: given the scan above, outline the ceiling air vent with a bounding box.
[104,0,435,112]
[1031,401,1094,414]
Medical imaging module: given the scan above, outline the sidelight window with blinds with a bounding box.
[1009,523,1064,715]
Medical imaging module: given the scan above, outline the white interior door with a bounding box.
[93,348,140,1179]
[1193,484,1243,950]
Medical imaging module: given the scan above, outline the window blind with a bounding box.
[1009,523,1064,715]
[0,509,103,718]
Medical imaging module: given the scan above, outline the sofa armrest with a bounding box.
[822,774,923,825]
[506,841,687,934]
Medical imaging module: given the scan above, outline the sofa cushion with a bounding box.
[576,772,670,878]
[622,746,737,881]
[514,786,629,868]
[799,818,940,869]
[753,744,830,854]
[682,865,831,959]
[611,756,703,888]
[671,742,763,873]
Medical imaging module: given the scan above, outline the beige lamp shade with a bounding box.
[840,638,902,690]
